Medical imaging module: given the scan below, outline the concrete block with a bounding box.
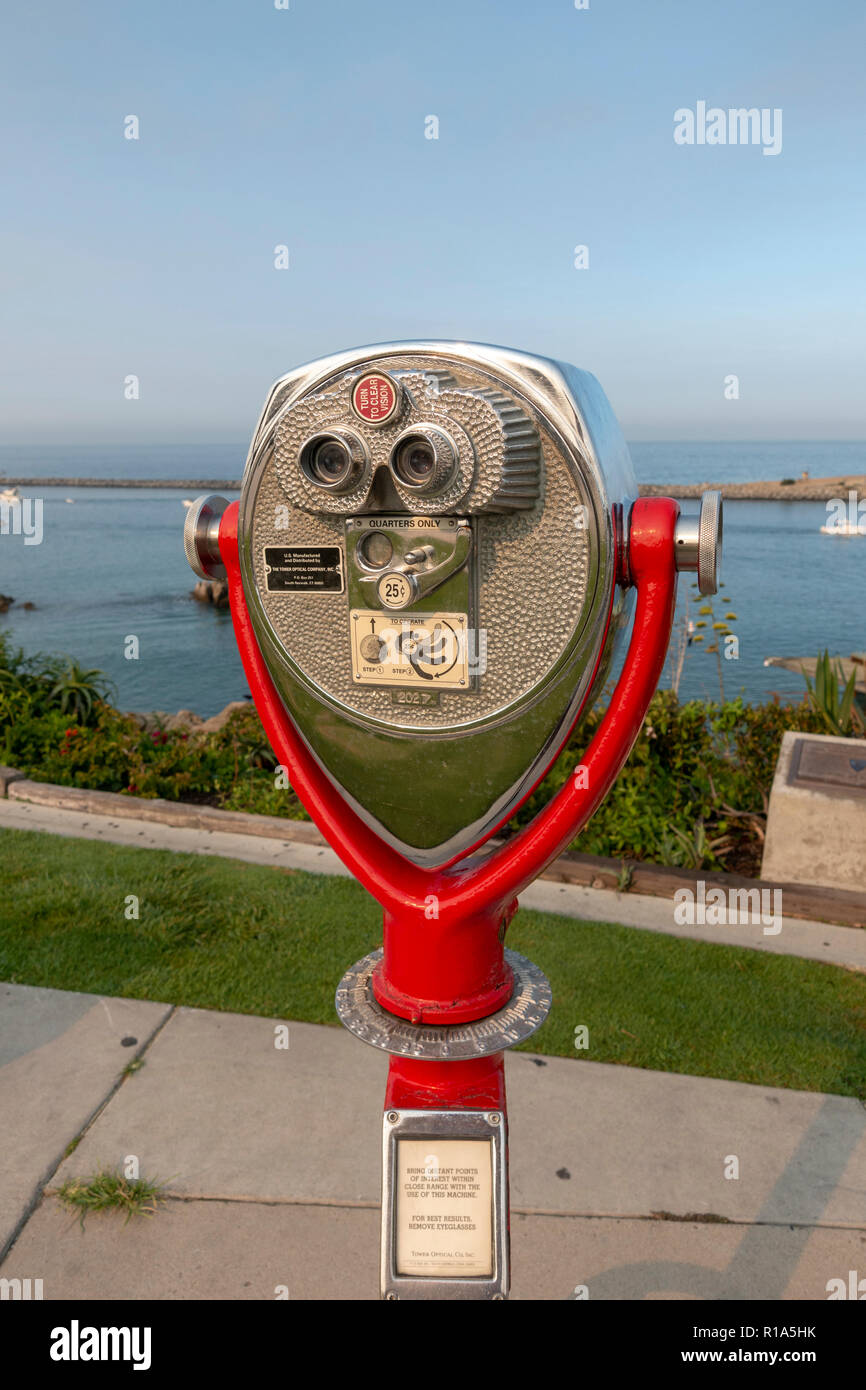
[762,732,866,891]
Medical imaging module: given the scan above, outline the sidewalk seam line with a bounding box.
[36,1189,863,1232]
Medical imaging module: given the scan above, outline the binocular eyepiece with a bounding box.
[297,423,460,499]
[299,430,367,493]
[269,362,543,519]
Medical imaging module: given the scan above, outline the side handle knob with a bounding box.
[674,489,723,595]
[184,494,229,580]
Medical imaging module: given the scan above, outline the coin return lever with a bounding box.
[352,517,473,611]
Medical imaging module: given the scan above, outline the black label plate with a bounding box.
[264,546,344,593]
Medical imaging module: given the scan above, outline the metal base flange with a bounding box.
[335,948,552,1059]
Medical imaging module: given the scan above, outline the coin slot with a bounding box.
[357,531,394,570]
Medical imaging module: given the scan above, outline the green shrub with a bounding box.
[0,634,829,875]
[514,690,826,874]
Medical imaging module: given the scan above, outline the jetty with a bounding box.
[764,654,866,695]
[639,473,865,501]
[0,474,862,500]
[0,477,243,490]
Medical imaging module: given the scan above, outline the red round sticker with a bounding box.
[351,373,399,425]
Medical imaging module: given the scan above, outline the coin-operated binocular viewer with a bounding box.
[185,342,721,1300]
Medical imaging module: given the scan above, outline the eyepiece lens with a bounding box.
[300,433,363,491]
[312,439,351,484]
[395,438,436,486]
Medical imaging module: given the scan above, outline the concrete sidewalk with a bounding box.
[1,982,864,1300]
[2,794,865,970]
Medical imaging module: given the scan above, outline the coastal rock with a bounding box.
[127,709,201,732]
[197,700,250,734]
[128,710,173,732]
[191,579,230,609]
[129,700,251,735]
[0,595,36,612]
[164,709,205,732]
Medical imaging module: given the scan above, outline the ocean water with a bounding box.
[0,443,863,718]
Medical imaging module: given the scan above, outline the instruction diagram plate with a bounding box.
[349,609,471,690]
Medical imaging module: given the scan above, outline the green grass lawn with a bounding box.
[1,827,864,1098]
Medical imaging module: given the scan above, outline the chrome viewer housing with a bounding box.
[236,341,639,867]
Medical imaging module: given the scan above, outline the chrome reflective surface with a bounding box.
[236,341,639,866]
[184,493,229,581]
[674,489,723,595]
[335,948,552,1059]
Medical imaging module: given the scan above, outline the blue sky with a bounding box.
[1,0,864,443]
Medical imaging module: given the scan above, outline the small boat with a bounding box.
[182,499,195,508]
[0,486,19,503]
[820,518,863,536]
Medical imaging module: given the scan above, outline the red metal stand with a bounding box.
[218,497,679,1121]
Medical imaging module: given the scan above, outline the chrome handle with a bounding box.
[674,489,723,595]
[184,494,229,580]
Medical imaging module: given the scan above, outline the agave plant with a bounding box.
[802,650,866,736]
[660,819,731,870]
[49,659,116,723]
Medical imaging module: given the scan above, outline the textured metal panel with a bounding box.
[249,435,588,729]
[272,368,542,517]
[236,342,637,863]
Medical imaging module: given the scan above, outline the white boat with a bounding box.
[820,519,863,536]
[182,499,194,508]
[0,486,19,503]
